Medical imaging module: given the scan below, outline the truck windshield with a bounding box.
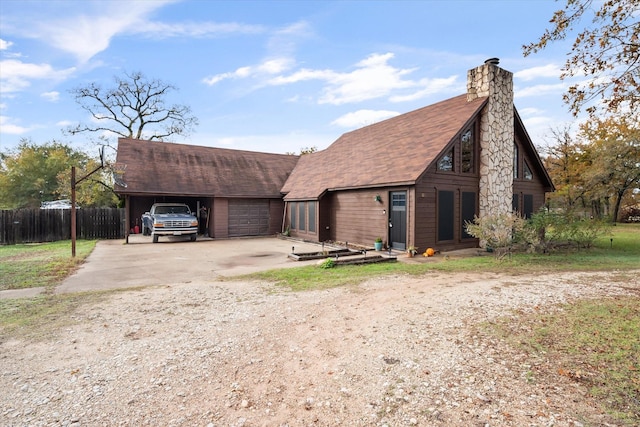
[155,206,190,214]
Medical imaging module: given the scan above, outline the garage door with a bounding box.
[228,200,270,237]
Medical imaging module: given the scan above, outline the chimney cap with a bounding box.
[485,57,500,65]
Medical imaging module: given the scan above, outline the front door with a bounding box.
[389,191,407,250]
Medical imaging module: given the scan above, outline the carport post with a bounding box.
[125,195,130,244]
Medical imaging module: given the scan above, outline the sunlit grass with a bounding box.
[487,295,640,424]
[0,240,96,291]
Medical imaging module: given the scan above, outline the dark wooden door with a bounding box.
[389,191,407,250]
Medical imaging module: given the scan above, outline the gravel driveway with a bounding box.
[1,238,638,426]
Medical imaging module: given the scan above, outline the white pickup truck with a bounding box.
[142,203,198,243]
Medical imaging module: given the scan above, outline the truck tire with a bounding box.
[152,234,159,243]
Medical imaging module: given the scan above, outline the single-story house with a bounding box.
[114,140,299,239]
[116,59,553,251]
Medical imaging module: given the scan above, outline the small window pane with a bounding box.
[290,202,296,229]
[298,202,306,231]
[308,201,316,233]
[437,148,454,171]
[461,130,474,173]
[524,161,533,180]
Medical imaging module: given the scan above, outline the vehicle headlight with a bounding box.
[153,223,164,228]
[190,220,198,226]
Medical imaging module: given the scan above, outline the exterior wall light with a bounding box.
[374,194,382,203]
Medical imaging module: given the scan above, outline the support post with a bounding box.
[71,166,77,257]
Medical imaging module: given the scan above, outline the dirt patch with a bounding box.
[1,269,638,426]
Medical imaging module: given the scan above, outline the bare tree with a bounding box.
[524,0,640,116]
[67,71,198,143]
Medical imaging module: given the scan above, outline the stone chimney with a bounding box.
[467,58,514,220]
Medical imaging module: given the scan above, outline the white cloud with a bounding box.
[318,53,417,105]
[514,64,562,81]
[0,59,76,93]
[135,21,265,38]
[0,116,29,135]
[331,109,400,128]
[389,76,459,102]
[0,39,13,50]
[41,91,60,102]
[203,58,295,86]
[515,83,567,98]
[212,51,460,106]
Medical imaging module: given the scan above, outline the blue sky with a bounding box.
[0,0,578,156]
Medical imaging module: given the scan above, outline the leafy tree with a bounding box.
[542,126,591,211]
[579,114,640,222]
[67,71,198,149]
[0,140,118,209]
[523,0,640,116]
[286,146,318,155]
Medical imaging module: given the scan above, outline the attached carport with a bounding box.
[114,138,299,241]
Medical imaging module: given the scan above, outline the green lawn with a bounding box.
[0,240,96,291]
[241,223,640,291]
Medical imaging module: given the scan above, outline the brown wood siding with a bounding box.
[213,198,228,239]
[415,165,479,252]
[327,189,389,246]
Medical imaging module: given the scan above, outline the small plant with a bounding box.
[375,237,383,243]
[407,245,419,256]
[318,258,336,269]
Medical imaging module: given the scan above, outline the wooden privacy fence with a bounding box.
[0,208,126,245]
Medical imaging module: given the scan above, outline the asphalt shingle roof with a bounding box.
[115,138,299,198]
[281,94,487,200]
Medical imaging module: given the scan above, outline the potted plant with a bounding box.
[407,245,419,257]
[374,237,383,251]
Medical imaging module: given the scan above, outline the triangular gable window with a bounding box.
[437,148,454,171]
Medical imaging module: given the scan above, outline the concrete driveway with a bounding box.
[1,236,334,298]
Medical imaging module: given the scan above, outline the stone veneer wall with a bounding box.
[467,61,514,221]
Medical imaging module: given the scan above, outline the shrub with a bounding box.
[318,258,336,269]
[465,212,528,252]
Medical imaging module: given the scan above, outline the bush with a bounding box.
[466,210,613,258]
[465,212,529,251]
[318,258,336,269]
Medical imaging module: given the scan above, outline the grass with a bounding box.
[486,295,640,424]
[0,239,101,342]
[239,223,640,291]
[0,240,97,291]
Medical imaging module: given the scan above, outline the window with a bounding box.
[437,190,454,241]
[461,130,474,173]
[298,202,306,231]
[513,143,519,179]
[437,148,454,171]
[290,202,297,229]
[308,201,316,233]
[461,192,476,239]
[523,161,533,180]
[512,193,520,214]
[523,194,534,219]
